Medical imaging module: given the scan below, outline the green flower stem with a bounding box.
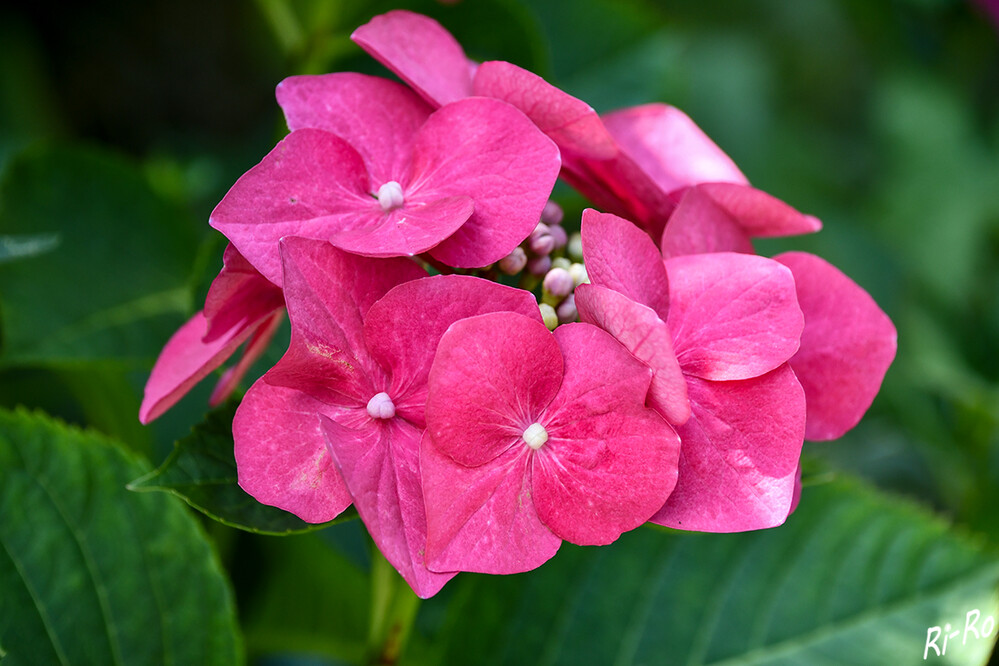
[367,548,421,665]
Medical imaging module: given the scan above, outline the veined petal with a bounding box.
[666,252,803,381]
[532,323,680,546]
[661,186,755,259]
[775,252,897,440]
[209,310,284,406]
[421,432,560,575]
[204,244,285,340]
[276,72,432,185]
[651,366,805,532]
[411,97,561,267]
[352,10,473,108]
[234,379,353,523]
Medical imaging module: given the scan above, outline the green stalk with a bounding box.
[367,548,421,665]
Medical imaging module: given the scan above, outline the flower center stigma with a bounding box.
[367,392,396,419]
[522,422,548,450]
[377,181,405,212]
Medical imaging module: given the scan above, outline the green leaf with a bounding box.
[0,234,59,264]
[0,144,201,366]
[0,408,242,666]
[431,475,999,665]
[129,402,349,535]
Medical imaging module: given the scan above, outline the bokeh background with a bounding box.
[2,0,998,664]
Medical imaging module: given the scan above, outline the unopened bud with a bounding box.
[529,223,555,256]
[548,224,568,250]
[498,246,528,274]
[557,294,577,323]
[569,263,589,287]
[567,233,583,261]
[527,254,552,276]
[539,303,558,330]
[543,267,574,298]
[541,201,564,226]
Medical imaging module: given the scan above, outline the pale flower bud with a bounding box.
[498,246,528,274]
[539,303,558,330]
[541,200,564,226]
[543,267,574,298]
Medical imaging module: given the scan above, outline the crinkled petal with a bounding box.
[365,275,543,427]
[775,252,897,440]
[320,416,455,598]
[602,104,748,194]
[233,379,353,523]
[264,237,424,406]
[209,128,375,286]
[666,252,803,381]
[204,244,285,340]
[421,431,560,575]
[651,365,805,532]
[580,208,670,318]
[661,187,755,259]
[472,61,617,159]
[575,284,689,425]
[276,72,432,184]
[209,310,284,406]
[411,97,560,267]
[351,10,473,108]
[532,323,680,546]
[425,312,563,468]
[140,311,260,424]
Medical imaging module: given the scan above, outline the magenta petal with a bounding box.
[651,365,806,532]
[265,238,424,405]
[413,98,561,267]
[204,244,285,340]
[276,73,432,185]
[209,129,375,286]
[666,252,803,381]
[233,380,353,523]
[140,311,259,424]
[694,183,822,238]
[209,310,284,406]
[575,284,690,425]
[421,432,560,575]
[327,195,474,258]
[661,186,755,259]
[351,10,473,108]
[775,252,898,440]
[426,312,563,467]
[602,104,748,194]
[532,323,680,546]
[580,208,670,318]
[320,416,455,599]
[472,61,617,159]
[365,275,543,427]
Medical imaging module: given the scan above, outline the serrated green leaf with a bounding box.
[129,402,351,535]
[0,408,242,666]
[432,476,999,665]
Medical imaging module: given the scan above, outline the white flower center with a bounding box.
[522,422,548,450]
[366,392,396,419]
[377,181,405,212]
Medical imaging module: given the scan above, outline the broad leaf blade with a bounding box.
[435,475,999,665]
[129,402,350,535]
[0,408,241,666]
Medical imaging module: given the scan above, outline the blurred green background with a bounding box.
[2,0,998,664]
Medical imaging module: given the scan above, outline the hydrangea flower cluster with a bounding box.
[141,10,897,598]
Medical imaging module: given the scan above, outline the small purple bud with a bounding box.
[556,294,577,323]
[543,267,574,297]
[527,254,552,276]
[529,223,555,256]
[498,246,528,274]
[548,224,568,250]
[541,200,564,226]
[366,392,396,419]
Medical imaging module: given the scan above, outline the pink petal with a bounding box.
[532,323,681,545]
[691,183,822,238]
[421,431,560,575]
[351,10,473,108]
[209,128,376,286]
[602,104,748,194]
[666,252,803,381]
[276,72,432,185]
[320,416,455,598]
[364,275,543,427]
[651,365,805,532]
[209,310,284,406]
[574,284,689,425]
[425,312,563,468]
[472,60,617,159]
[233,379,353,523]
[775,252,897,440]
[204,244,285,340]
[264,238,424,406]
[660,186,755,259]
[412,98,561,268]
[580,208,670,318]
[140,310,261,424]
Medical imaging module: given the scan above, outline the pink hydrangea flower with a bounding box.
[139,244,284,423]
[421,312,681,574]
[210,72,560,285]
[574,209,806,532]
[235,236,545,597]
